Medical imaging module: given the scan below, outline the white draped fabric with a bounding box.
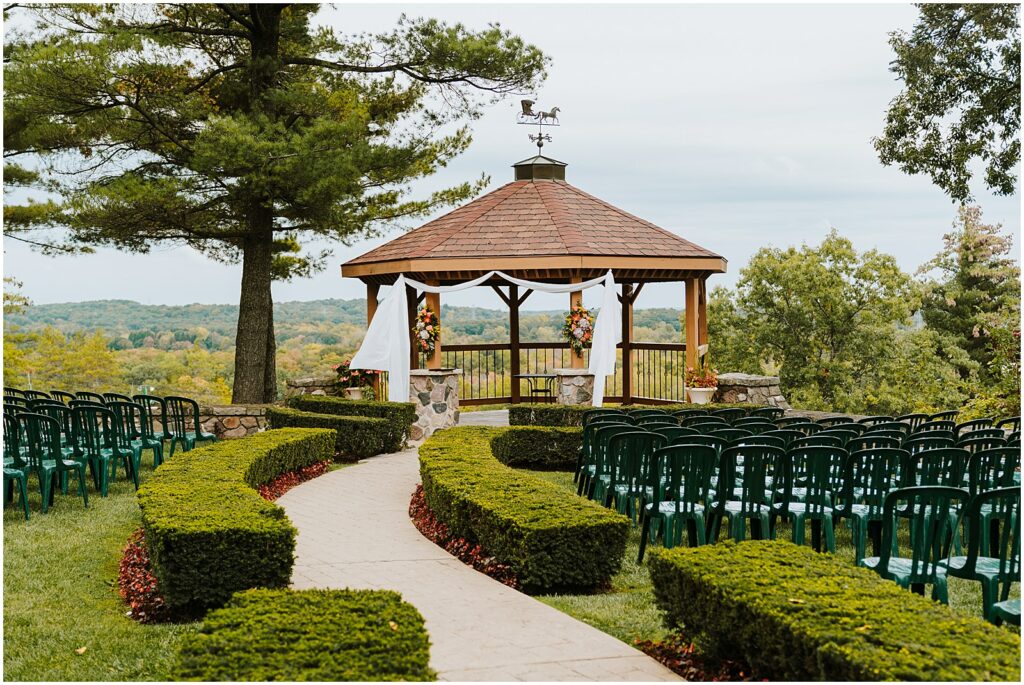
[349,270,621,406]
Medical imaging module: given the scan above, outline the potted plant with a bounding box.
[685,345,717,404]
[333,359,378,400]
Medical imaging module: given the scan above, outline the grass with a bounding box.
[3,456,197,681]
[529,470,1021,647]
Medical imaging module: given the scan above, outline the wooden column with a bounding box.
[569,276,585,369]
[406,284,419,370]
[621,283,633,405]
[366,282,381,397]
[509,284,521,404]
[685,278,700,372]
[425,280,442,370]
[698,276,708,347]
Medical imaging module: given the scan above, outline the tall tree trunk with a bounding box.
[232,211,275,403]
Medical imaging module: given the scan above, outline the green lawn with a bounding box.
[3,460,197,681]
[530,470,1020,646]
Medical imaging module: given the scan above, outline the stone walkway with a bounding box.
[278,411,679,682]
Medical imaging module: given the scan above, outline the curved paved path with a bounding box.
[278,411,679,682]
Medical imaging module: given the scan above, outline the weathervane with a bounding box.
[517,98,560,153]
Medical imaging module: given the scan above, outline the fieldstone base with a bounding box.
[199,404,269,439]
[409,369,460,441]
[714,373,791,409]
[554,369,595,406]
[284,375,341,398]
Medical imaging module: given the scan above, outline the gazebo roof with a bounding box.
[342,156,726,285]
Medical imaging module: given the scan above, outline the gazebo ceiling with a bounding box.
[342,156,727,286]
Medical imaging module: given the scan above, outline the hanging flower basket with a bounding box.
[562,304,595,356]
[413,306,440,356]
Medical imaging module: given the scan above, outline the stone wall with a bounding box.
[284,375,341,398]
[409,370,460,440]
[199,404,269,439]
[555,370,594,406]
[714,373,791,409]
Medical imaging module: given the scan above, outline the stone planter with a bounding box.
[554,369,595,406]
[343,387,364,400]
[409,369,461,441]
[687,387,717,404]
[714,373,791,409]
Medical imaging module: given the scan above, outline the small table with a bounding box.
[513,374,557,402]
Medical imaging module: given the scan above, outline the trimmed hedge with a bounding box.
[508,403,764,427]
[173,588,433,681]
[649,540,1021,681]
[266,406,392,461]
[489,426,582,470]
[137,428,335,611]
[419,426,629,592]
[286,395,416,449]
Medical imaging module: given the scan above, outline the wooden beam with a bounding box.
[685,278,699,373]
[406,284,419,371]
[698,276,708,347]
[517,288,533,307]
[490,285,512,307]
[621,283,633,405]
[425,280,442,370]
[367,283,381,398]
[509,283,521,404]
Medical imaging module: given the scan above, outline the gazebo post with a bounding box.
[698,276,708,347]
[684,278,700,373]
[366,282,380,397]
[569,276,585,369]
[425,280,442,369]
[509,284,521,404]
[621,283,633,405]
[406,284,419,370]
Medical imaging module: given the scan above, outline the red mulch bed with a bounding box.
[635,632,761,681]
[408,485,519,589]
[118,460,333,623]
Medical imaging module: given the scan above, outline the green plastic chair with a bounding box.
[965,447,1019,555]
[903,447,968,488]
[833,448,907,563]
[866,421,911,437]
[22,390,50,401]
[165,396,217,457]
[928,410,959,422]
[651,426,699,443]
[637,443,718,562]
[19,412,89,512]
[75,391,106,403]
[915,420,957,434]
[731,419,776,435]
[995,416,1020,433]
[895,413,929,430]
[731,434,786,449]
[672,408,710,420]
[681,415,727,430]
[629,409,670,420]
[708,428,753,444]
[604,431,667,519]
[711,408,746,424]
[816,428,860,446]
[772,446,844,552]
[49,390,76,404]
[954,418,995,438]
[939,487,1020,622]
[818,415,855,427]
[858,415,894,426]
[750,407,785,420]
[71,404,122,496]
[903,435,954,455]
[582,408,626,425]
[957,429,1006,445]
[760,429,804,448]
[1007,431,1021,448]
[4,387,26,398]
[860,485,969,603]
[958,435,1007,456]
[791,434,844,449]
[990,599,1021,626]
[3,466,30,519]
[579,424,635,498]
[847,435,901,452]
[577,419,631,486]
[108,401,155,481]
[710,444,782,542]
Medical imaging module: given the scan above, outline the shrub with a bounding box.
[418,427,629,592]
[648,540,1021,681]
[489,426,582,470]
[286,395,416,448]
[138,428,335,611]
[173,588,433,681]
[266,406,393,461]
[508,403,764,427]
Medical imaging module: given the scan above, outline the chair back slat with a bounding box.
[880,485,968,586]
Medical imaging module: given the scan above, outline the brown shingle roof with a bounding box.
[345,179,721,265]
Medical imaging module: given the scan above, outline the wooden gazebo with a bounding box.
[342,155,726,404]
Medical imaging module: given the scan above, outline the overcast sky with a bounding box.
[3,2,1020,312]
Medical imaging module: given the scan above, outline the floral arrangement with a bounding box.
[685,344,718,388]
[413,306,440,355]
[333,358,378,389]
[562,304,595,355]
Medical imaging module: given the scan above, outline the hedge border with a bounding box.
[173,588,434,681]
[649,540,1021,681]
[137,428,335,611]
[508,403,767,427]
[489,426,582,470]
[419,426,629,592]
[266,406,393,461]
[286,395,416,449]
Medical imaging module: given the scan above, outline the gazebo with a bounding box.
[341,154,726,405]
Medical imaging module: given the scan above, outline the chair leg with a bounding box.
[77,468,89,507]
[980,578,998,620]
[637,515,651,563]
[19,477,29,520]
[931,575,948,604]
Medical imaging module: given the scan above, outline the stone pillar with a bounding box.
[714,373,791,409]
[554,369,595,406]
[409,369,460,440]
[199,404,269,439]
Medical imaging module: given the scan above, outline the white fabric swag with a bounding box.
[349,270,622,406]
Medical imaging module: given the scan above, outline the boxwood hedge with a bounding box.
[649,540,1021,681]
[266,406,393,461]
[286,395,416,449]
[489,426,582,470]
[508,403,764,427]
[173,588,433,681]
[419,426,629,592]
[138,428,335,611]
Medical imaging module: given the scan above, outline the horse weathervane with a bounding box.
[517,99,560,153]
